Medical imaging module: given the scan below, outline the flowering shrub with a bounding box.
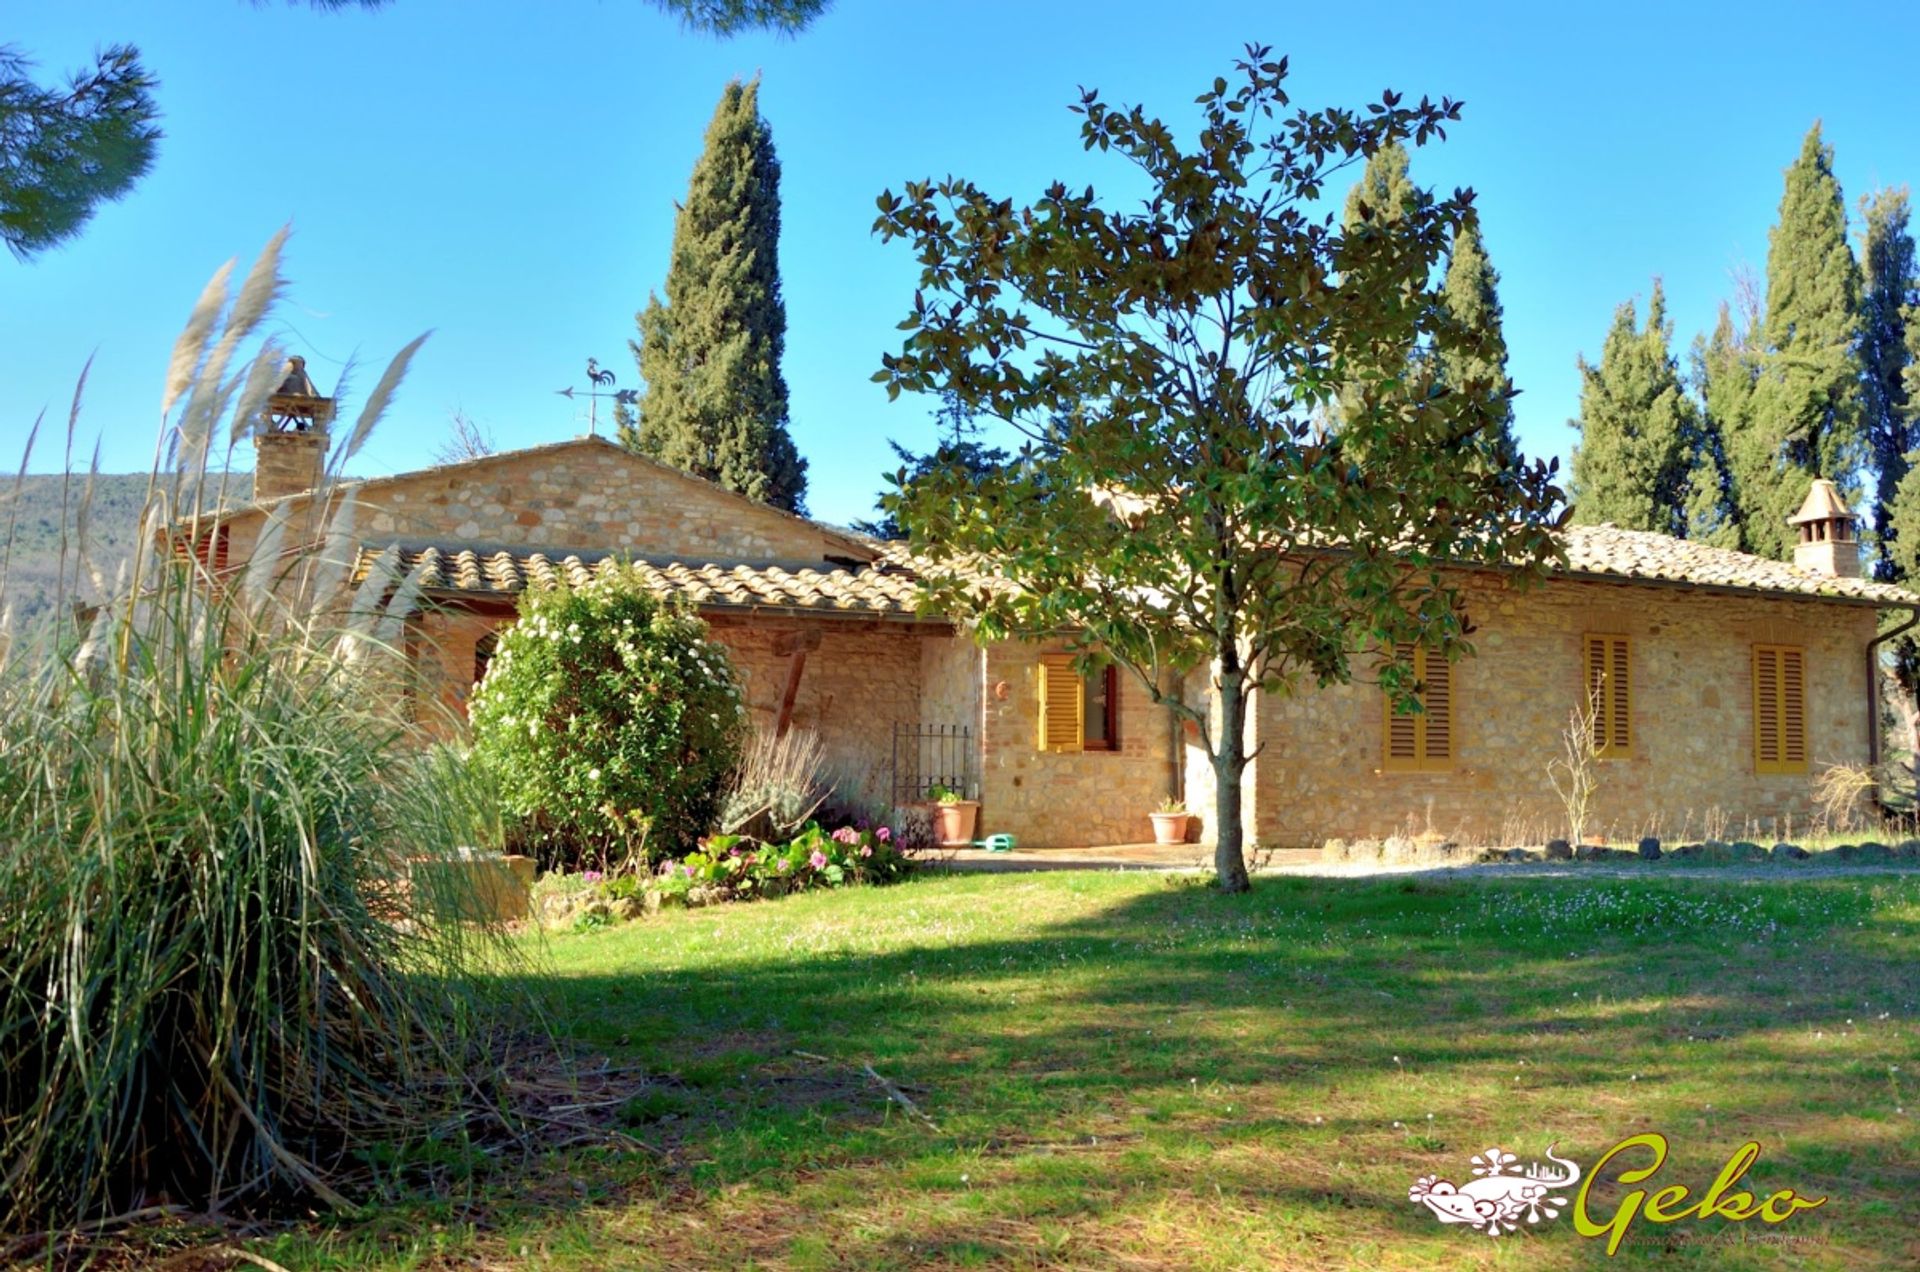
[469,567,745,870]
[533,821,912,929]
[694,823,909,898]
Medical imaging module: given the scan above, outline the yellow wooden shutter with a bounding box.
[1584,634,1632,758]
[1383,644,1453,772]
[1036,653,1084,752]
[1753,644,1807,775]
[1422,648,1454,765]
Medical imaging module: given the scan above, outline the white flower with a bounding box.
[588,768,602,781]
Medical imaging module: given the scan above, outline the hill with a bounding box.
[1,473,160,634]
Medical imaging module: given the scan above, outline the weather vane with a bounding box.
[557,358,638,437]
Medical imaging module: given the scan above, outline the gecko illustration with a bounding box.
[1409,1145,1582,1237]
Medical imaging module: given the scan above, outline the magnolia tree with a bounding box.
[873,48,1566,891]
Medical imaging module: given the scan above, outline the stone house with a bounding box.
[204,364,1920,850]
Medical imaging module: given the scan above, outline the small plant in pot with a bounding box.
[1150,797,1192,846]
[926,784,980,847]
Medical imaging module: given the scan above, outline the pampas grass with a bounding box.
[0,242,504,1236]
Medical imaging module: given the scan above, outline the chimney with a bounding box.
[252,355,334,502]
[1788,478,1860,578]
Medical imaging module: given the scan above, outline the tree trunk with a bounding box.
[1212,673,1252,893]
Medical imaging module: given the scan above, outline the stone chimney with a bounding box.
[1788,478,1860,578]
[251,355,334,502]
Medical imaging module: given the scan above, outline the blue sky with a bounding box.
[5,0,1919,526]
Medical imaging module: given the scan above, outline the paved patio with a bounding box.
[933,843,1322,872]
[930,842,1920,881]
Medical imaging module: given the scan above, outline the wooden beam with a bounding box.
[771,628,824,658]
[699,612,957,637]
[775,650,808,738]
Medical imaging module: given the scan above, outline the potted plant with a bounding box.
[926,784,980,847]
[1150,797,1192,846]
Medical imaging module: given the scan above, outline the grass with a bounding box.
[234,867,1920,1271]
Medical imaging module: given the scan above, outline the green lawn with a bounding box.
[263,869,1919,1270]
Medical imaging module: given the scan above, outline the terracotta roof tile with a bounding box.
[358,522,1920,623]
[1559,523,1914,605]
[355,542,929,618]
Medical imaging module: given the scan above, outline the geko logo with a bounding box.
[1410,1134,1827,1253]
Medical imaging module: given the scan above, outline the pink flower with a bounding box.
[831,826,859,845]
[810,850,828,870]
[777,858,790,873]
[860,845,873,857]
[582,870,604,883]
[876,826,892,843]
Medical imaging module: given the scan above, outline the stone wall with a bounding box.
[252,431,328,502]
[404,606,934,811]
[1247,576,1881,848]
[410,607,502,739]
[1178,666,1258,849]
[227,437,861,567]
[706,621,927,808]
[977,641,1177,848]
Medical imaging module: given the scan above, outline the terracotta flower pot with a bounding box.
[1150,811,1192,846]
[933,800,979,847]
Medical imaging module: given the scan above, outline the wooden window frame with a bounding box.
[1584,633,1633,760]
[1752,644,1808,775]
[1382,644,1455,773]
[1036,654,1122,754]
[473,629,499,689]
[1082,664,1120,752]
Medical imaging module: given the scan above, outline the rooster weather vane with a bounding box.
[557,358,638,437]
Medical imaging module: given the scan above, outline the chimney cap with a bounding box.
[1788,478,1855,526]
[264,355,334,433]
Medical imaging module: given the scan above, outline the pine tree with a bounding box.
[618,78,808,512]
[852,392,1009,540]
[1437,210,1518,461]
[0,44,160,261]
[1568,282,1698,535]
[1727,124,1864,559]
[1860,187,1918,579]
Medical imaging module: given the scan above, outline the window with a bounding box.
[1383,643,1454,772]
[174,523,229,573]
[1083,664,1119,751]
[1753,644,1808,775]
[1584,634,1632,758]
[1035,653,1119,752]
[474,630,499,688]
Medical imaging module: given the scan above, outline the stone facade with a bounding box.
[226,436,859,568]
[216,434,1901,856]
[711,620,933,807]
[977,641,1180,848]
[1222,575,1880,849]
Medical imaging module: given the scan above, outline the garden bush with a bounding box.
[469,568,746,870]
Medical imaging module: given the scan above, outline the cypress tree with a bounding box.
[1335,144,1425,427]
[1860,188,1918,579]
[1340,141,1420,230]
[1568,282,1698,535]
[1437,210,1518,462]
[1728,124,1863,559]
[1683,306,1751,549]
[617,78,808,512]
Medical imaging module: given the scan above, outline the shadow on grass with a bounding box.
[288,871,1920,1268]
